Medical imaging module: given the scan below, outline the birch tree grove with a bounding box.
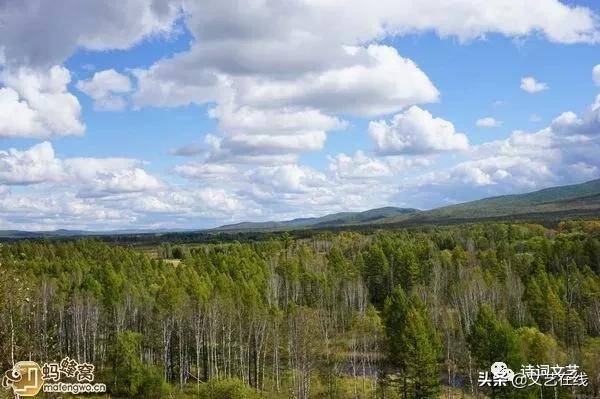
[0,221,599,397]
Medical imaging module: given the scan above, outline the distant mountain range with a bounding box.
[1,179,600,239]
[214,206,419,231]
[0,228,195,239]
[213,178,600,231]
[396,178,600,225]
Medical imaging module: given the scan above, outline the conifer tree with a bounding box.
[403,301,441,399]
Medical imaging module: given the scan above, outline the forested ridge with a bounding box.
[1,221,600,398]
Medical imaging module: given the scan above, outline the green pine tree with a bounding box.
[403,301,441,399]
[469,305,523,398]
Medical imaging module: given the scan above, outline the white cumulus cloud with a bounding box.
[77,69,132,110]
[593,64,600,86]
[476,117,502,128]
[233,45,440,117]
[0,0,182,67]
[0,66,84,138]
[369,106,470,155]
[130,0,598,166]
[0,142,65,185]
[408,95,600,206]
[0,142,164,197]
[328,151,393,179]
[520,76,549,93]
[1,0,600,229]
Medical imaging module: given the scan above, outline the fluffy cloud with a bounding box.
[171,146,436,225]
[171,155,402,223]
[369,106,470,155]
[327,151,431,180]
[0,0,181,67]
[132,0,597,109]
[248,164,327,194]
[135,44,438,162]
[2,0,600,229]
[232,46,439,117]
[0,142,253,229]
[173,163,237,180]
[170,143,206,157]
[379,0,598,44]
[547,95,600,137]
[0,185,249,231]
[0,142,64,184]
[407,95,600,206]
[67,164,164,198]
[0,143,171,228]
[175,160,321,197]
[211,105,345,136]
[0,1,180,138]
[328,152,393,179]
[77,69,132,110]
[132,67,227,109]
[178,0,599,74]
[520,77,549,93]
[476,117,502,128]
[206,103,347,155]
[0,190,131,231]
[0,66,84,138]
[423,153,557,191]
[0,142,163,196]
[593,64,600,86]
[133,0,598,164]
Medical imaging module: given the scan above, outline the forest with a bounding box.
[1,220,600,398]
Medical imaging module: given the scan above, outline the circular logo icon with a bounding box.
[491,361,515,381]
[3,361,44,397]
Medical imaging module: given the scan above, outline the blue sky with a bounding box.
[1,0,600,230]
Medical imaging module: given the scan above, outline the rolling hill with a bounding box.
[386,178,600,225]
[214,178,600,231]
[1,179,599,239]
[214,206,419,231]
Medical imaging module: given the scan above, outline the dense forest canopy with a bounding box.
[1,220,600,398]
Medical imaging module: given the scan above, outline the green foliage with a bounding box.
[469,305,522,371]
[0,220,599,398]
[138,366,172,399]
[402,301,441,398]
[582,338,600,398]
[384,286,409,369]
[198,378,262,399]
[108,331,144,397]
[517,327,561,365]
[469,306,526,399]
[384,288,441,398]
[363,244,390,307]
[107,331,171,398]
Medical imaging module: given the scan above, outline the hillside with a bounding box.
[383,178,600,225]
[215,178,600,231]
[214,206,419,231]
[425,178,600,216]
[2,179,599,238]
